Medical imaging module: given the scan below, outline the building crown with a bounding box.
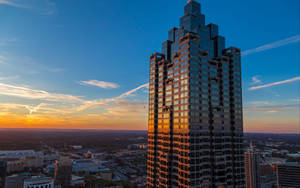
[187,0,198,3]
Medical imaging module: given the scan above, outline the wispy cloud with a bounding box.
[0,75,19,80]
[0,82,83,103]
[249,76,300,90]
[1,54,64,74]
[0,0,27,8]
[0,0,56,15]
[0,81,148,111]
[0,38,17,46]
[266,110,281,113]
[79,80,119,89]
[77,83,149,111]
[0,82,149,129]
[251,76,262,85]
[242,35,300,56]
[244,104,299,113]
[0,55,6,64]
[291,98,300,102]
[0,103,47,115]
[25,103,46,115]
[104,101,147,117]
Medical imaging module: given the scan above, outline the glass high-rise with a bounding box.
[147,0,245,187]
[244,149,260,188]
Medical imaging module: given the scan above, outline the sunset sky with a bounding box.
[0,0,299,133]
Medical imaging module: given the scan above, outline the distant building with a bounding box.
[72,159,104,174]
[276,162,300,188]
[0,150,43,173]
[23,177,54,188]
[259,164,276,188]
[99,168,112,181]
[127,144,147,150]
[70,175,85,187]
[244,150,260,188]
[83,151,92,159]
[0,161,7,188]
[54,157,72,188]
[71,146,82,150]
[5,174,27,188]
[5,159,24,173]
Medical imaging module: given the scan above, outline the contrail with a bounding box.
[242,35,300,56]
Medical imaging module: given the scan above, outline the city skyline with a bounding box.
[0,0,299,133]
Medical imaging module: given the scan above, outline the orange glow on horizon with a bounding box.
[0,114,299,133]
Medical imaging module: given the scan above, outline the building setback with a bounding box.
[147,0,245,187]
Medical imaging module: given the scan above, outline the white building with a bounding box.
[24,177,53,188]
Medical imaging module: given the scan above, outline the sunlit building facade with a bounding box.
[147,0,245,187]
[244,149,260,188]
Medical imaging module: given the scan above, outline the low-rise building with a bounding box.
[0,151,43,173]
[24,177,54,188]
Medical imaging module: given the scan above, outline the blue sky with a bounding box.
[0,0,299,132]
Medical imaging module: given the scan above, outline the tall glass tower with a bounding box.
[147,0,245,187]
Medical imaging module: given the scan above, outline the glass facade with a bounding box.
[147,1,245,187]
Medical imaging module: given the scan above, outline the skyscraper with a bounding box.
[147,0,245,187]
[244,149,260,188]
[54,157,73,188]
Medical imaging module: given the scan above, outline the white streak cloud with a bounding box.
[249,76,300,90]
[0,0,56,15]
[242,35,300,56]
[0,82,83,103]
[119,83,149,98]
[80,80,119,89]
[0,0,27,8]
[77,83,149,111]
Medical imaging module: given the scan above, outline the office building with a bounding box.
[0,161,7,188]
[244,150,260,188]
[147,0,244,187]
[54,157,72,188]
[276,162,300,188]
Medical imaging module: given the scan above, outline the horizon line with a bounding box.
[0,128,299,134]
